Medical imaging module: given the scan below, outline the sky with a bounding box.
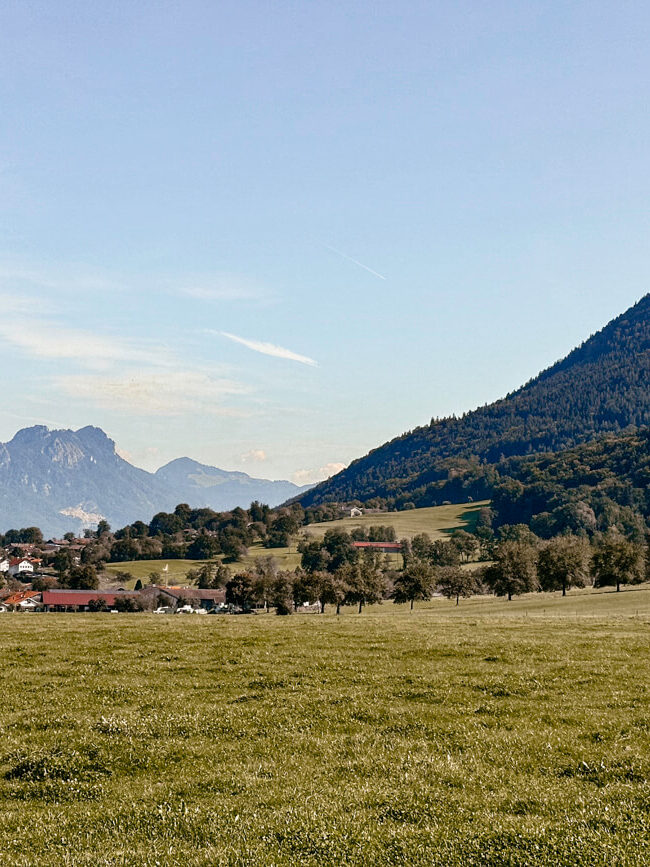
[0,1,648,485]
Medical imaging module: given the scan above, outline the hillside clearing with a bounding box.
[302,500,488,540]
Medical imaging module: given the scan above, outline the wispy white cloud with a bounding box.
[0,291,51,315]
[0,262,123,295]
[215,331,318,367]
[55,369,251,417]
[0,317,167,370]
[241,448,267,463]
[291,462,346,486]
[181,283,270,303]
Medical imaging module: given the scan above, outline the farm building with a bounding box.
[41,589,140,612]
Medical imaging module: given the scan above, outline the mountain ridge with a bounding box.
[294,294,650,508]
[0,427,310,536]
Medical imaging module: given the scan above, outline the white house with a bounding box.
[8,558,35,577]
[0,558,9,573]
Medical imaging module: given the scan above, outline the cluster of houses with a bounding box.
[0,585,227,614]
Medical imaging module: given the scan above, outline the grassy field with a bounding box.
[103,558,208,585]
[1,587,650,865]
[302,500,488,540]
[103,545,303,587]
[103,501,486,587]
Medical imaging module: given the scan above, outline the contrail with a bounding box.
[323,243,386,280]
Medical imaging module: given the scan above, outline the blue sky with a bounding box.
[0,1,648,483]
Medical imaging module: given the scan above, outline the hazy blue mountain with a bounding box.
[154,457,312,513]
[0,426,310,536]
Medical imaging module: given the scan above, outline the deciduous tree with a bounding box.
[392,559,435,609]
[436,566,481,605]
[592,535,645,592]
[537,535,590,596]
[483,541,538,601]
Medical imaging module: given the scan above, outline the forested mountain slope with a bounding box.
[297,294,650,508]
[492,426,650,538]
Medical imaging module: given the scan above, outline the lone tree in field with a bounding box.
[483,541,538,601]
[537,535,590,596]
[392,559,435,610]
[252,557,277,610]
[436,565,481,605]
[591,535,645,592]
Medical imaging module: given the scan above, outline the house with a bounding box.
[8,558,39,578]
[0,557,9,573]
[4,590,43,610]
[349,507,363,517]
[40,589,140,612]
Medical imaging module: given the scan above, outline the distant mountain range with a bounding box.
[295,294,650,509]
[0,425,311,537]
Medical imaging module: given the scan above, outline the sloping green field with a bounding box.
[303,500,488,540]
[1,588,649,865]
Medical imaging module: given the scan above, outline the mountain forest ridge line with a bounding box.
[291,293,650,509]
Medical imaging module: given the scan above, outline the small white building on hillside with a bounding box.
[8,558,36,577]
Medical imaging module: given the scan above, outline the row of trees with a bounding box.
[211,531,646,616]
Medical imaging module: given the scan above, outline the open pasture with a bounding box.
[1,589,650,865]
[103,558,207,585]
[103,544,302,588]
[302,500,488,541]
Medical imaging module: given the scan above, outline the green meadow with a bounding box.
[302,501,488,540]
[1,586,650,865]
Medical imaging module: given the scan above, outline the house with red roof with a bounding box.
[4,590,42,610]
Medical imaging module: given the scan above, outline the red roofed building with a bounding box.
[4,590,42,610]
[41,589,140,612]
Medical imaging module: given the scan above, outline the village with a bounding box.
[0,537,232,614]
